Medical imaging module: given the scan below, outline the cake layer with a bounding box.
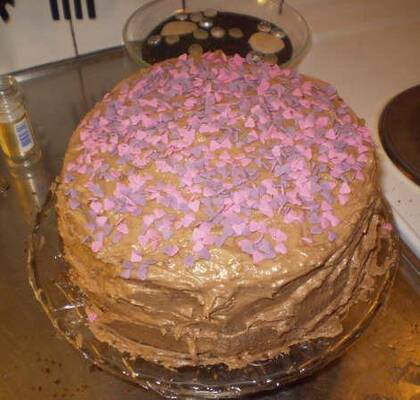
[56,52,396,368]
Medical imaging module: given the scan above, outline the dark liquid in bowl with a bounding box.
[141,11,293,66]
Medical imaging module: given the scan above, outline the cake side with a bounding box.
[56,53,396,368]
[59,196,396,369]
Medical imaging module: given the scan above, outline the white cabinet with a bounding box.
[0,1,75,74]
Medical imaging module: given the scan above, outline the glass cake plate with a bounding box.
[28,191,399,399]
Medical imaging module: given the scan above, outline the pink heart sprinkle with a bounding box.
[338,194,349,205]
[180,213,195,228]
[188,200,200,212]
[117,223,129,234]
[239,157,252,167]
[355,170,365,181]
[252,251,266,264]
[292,87,303,97]
[269,228,287,242]
[232,222,246,235]
[272,145,282,157]
[96,216,107,227]
[87,311,98,322]
[244,117,255,128]
[104,198,115,211]
[131,250,142,263]
[258,200,274,217]
[339,182,351,195]
[357,154,368,163]
[325,129,337,140]
[382,223,393,232]
[321,200,332,211]
[249,220,266,233]
[274,242,288,254]
[302,237,313,244]
[323,212,340,227]
[316,116,329,128]
[163,244,179,256]
[193,242,204,252]
[91,240,103,253]
[143,214,156,227]
[203,187,215,197]
[221,138,232,149]
[90,201,103,214]
[154,209,165,218]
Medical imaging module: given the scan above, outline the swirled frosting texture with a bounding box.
[56,53,396,369]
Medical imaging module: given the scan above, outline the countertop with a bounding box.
[0,1,419,398]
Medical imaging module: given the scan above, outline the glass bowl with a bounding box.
[28,191,399,399]
[123,0,311,68]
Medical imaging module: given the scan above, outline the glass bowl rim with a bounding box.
[122,0,312,68]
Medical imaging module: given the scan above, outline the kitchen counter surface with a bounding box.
[1,1,419,398]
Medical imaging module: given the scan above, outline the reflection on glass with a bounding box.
[0,171,8,193]
[9,158,51,224]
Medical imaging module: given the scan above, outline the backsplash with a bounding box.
[0,1,74,74]
[0,0,149,74]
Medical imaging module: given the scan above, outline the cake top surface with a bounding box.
[59,52,375,285]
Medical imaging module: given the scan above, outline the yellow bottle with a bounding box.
[0,75,41,168]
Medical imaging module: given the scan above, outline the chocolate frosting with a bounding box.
[56,53,397,369]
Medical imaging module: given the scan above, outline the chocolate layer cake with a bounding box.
[56,52,397,369]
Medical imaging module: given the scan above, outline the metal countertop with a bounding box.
[0,48,418,400]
